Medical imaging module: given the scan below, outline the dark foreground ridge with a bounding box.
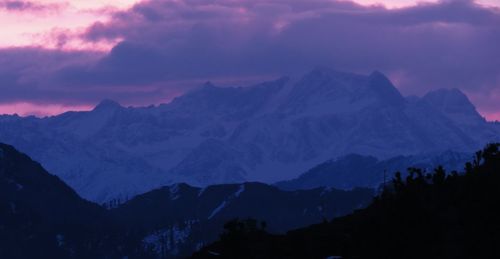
[0,143,372,258]
[193,143,500,259]
[0,143,149,258]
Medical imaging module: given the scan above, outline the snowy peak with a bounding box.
[367,70,405,106]
[46,99,125,141]
[202,81,216,89]
[93,99,122,112]
[281,68,404,114]
[168,77,287,120]
[423,88,474,109]
[422,88,485,125]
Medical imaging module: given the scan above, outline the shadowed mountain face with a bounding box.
[0,68,498,202]
[0,143,145,259]
[276,151,472,191]
[0,143,373,258]
[111,182,373,257]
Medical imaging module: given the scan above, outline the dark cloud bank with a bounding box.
[0,0,499,118]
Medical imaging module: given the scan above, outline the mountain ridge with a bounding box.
[275,150,472,191]
[0,68,498,202]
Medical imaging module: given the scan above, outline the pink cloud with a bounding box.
[0,0,140,49]
[0,0,66,13]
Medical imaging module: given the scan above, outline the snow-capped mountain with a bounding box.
[0,68,498,202]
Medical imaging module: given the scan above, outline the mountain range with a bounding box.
[0,143,373,258]
[1,68,498,203]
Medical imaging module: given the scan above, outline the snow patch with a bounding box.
[207,184,246,220]
[320,187,332,196]
[7,179,24,191]
[195,242,205,251]
[142,220,197,256]
[234,184,245,197]
[169,183,180,200]
[198,187,207,197]
[208,201,227,220]
[56,234,65,247]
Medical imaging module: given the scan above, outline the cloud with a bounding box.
[0,46,178,106]
[77,0,500,92]
[0,0,499,119]
[0,47,101,104]
[0,0,65,13]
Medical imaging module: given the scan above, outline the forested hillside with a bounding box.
[193,143,500,259]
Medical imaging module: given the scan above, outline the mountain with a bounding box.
[422,88,485,127]
[0,143,146,259]
[110,182,373,258]
[0,143,373,258]
[192,143,500,259]
[276,151,471,191]
[1,68,498,203]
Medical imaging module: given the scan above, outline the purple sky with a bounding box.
[0,0,499,120]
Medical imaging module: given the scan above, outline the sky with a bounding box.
[0,0,499,120]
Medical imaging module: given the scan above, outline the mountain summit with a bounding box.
[367,70,405,106]
[280,68,404,115]
[423,88,485,126]
[93,99,122,112]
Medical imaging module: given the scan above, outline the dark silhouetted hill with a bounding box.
[192,143,500,259]
[0,143,149,259]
